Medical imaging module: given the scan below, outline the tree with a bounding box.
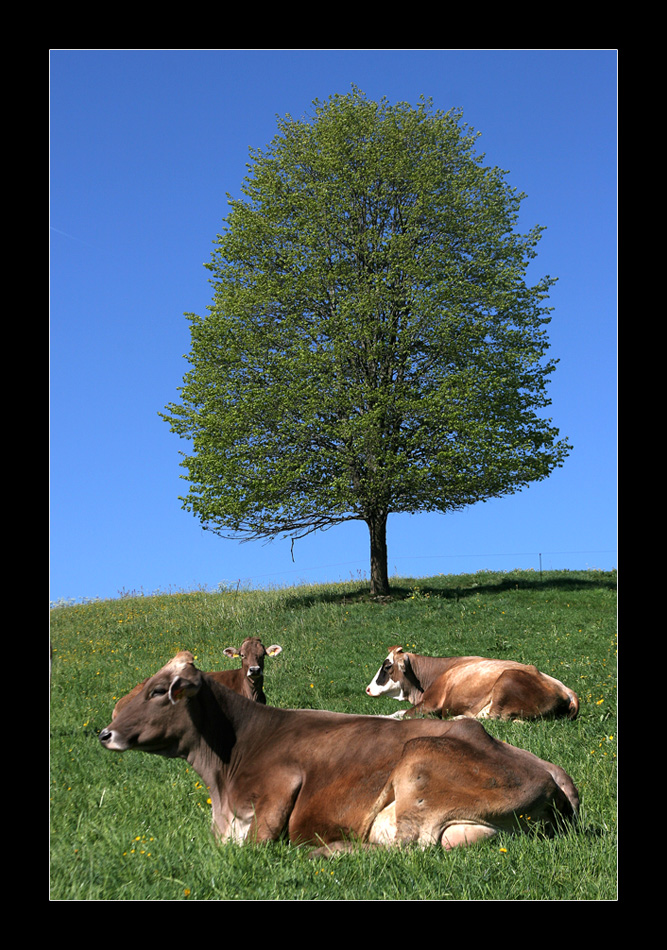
[161,89,571,597]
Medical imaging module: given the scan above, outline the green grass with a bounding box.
[50,568,617,900]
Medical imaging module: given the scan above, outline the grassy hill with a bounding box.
[50,569,617,900]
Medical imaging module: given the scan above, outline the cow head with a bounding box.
[99,651,202,756]
[223,637,282,683]
[366,646,411,699]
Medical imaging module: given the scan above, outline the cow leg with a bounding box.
[213,771,302,843]
[380,732,539,850]
[368,800,397,845]
[441,823,498,849]
[401,697,444,719]
[369,799,497,850]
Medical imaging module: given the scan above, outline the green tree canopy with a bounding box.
[161,88,571,595]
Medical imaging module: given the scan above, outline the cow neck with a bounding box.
[190,678,285,827]
[405,654,453,695]
[192,676,276,766]
[402,653,428,703]
[407,654,471,694]
[245,675,264,702]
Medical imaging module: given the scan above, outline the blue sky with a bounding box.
[50,49,617,603]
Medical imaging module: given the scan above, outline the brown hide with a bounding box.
[100,651,579,851]
[111,636,281,719]
[366,646,579,721]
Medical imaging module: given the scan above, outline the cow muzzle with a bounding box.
[99,726,127,752]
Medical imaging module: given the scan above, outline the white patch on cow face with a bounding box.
[365,656,406,700]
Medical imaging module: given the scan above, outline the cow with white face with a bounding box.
[100,651,579,853]
[366,645,580,721]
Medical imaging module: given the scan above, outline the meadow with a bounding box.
[50,568,617,900]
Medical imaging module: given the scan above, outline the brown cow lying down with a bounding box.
[366,645,580,721]
[99,651,579,853]
[111,637,282,719]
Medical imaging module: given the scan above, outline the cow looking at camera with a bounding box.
[112,636,282,719]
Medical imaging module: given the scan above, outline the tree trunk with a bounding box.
[367,512,390,597]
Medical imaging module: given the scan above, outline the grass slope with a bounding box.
[50,569,617,900]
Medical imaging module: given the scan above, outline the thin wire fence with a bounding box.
[235,549,618,587]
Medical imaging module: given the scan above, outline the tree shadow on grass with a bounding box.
[281,570,617,610]
[395,571,617,603]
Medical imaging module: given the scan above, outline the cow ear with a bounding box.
[168,673,201,705]
[223,647,240,659]
[266,644,282,657]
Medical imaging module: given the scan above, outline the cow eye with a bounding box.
[149,686,167,698]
